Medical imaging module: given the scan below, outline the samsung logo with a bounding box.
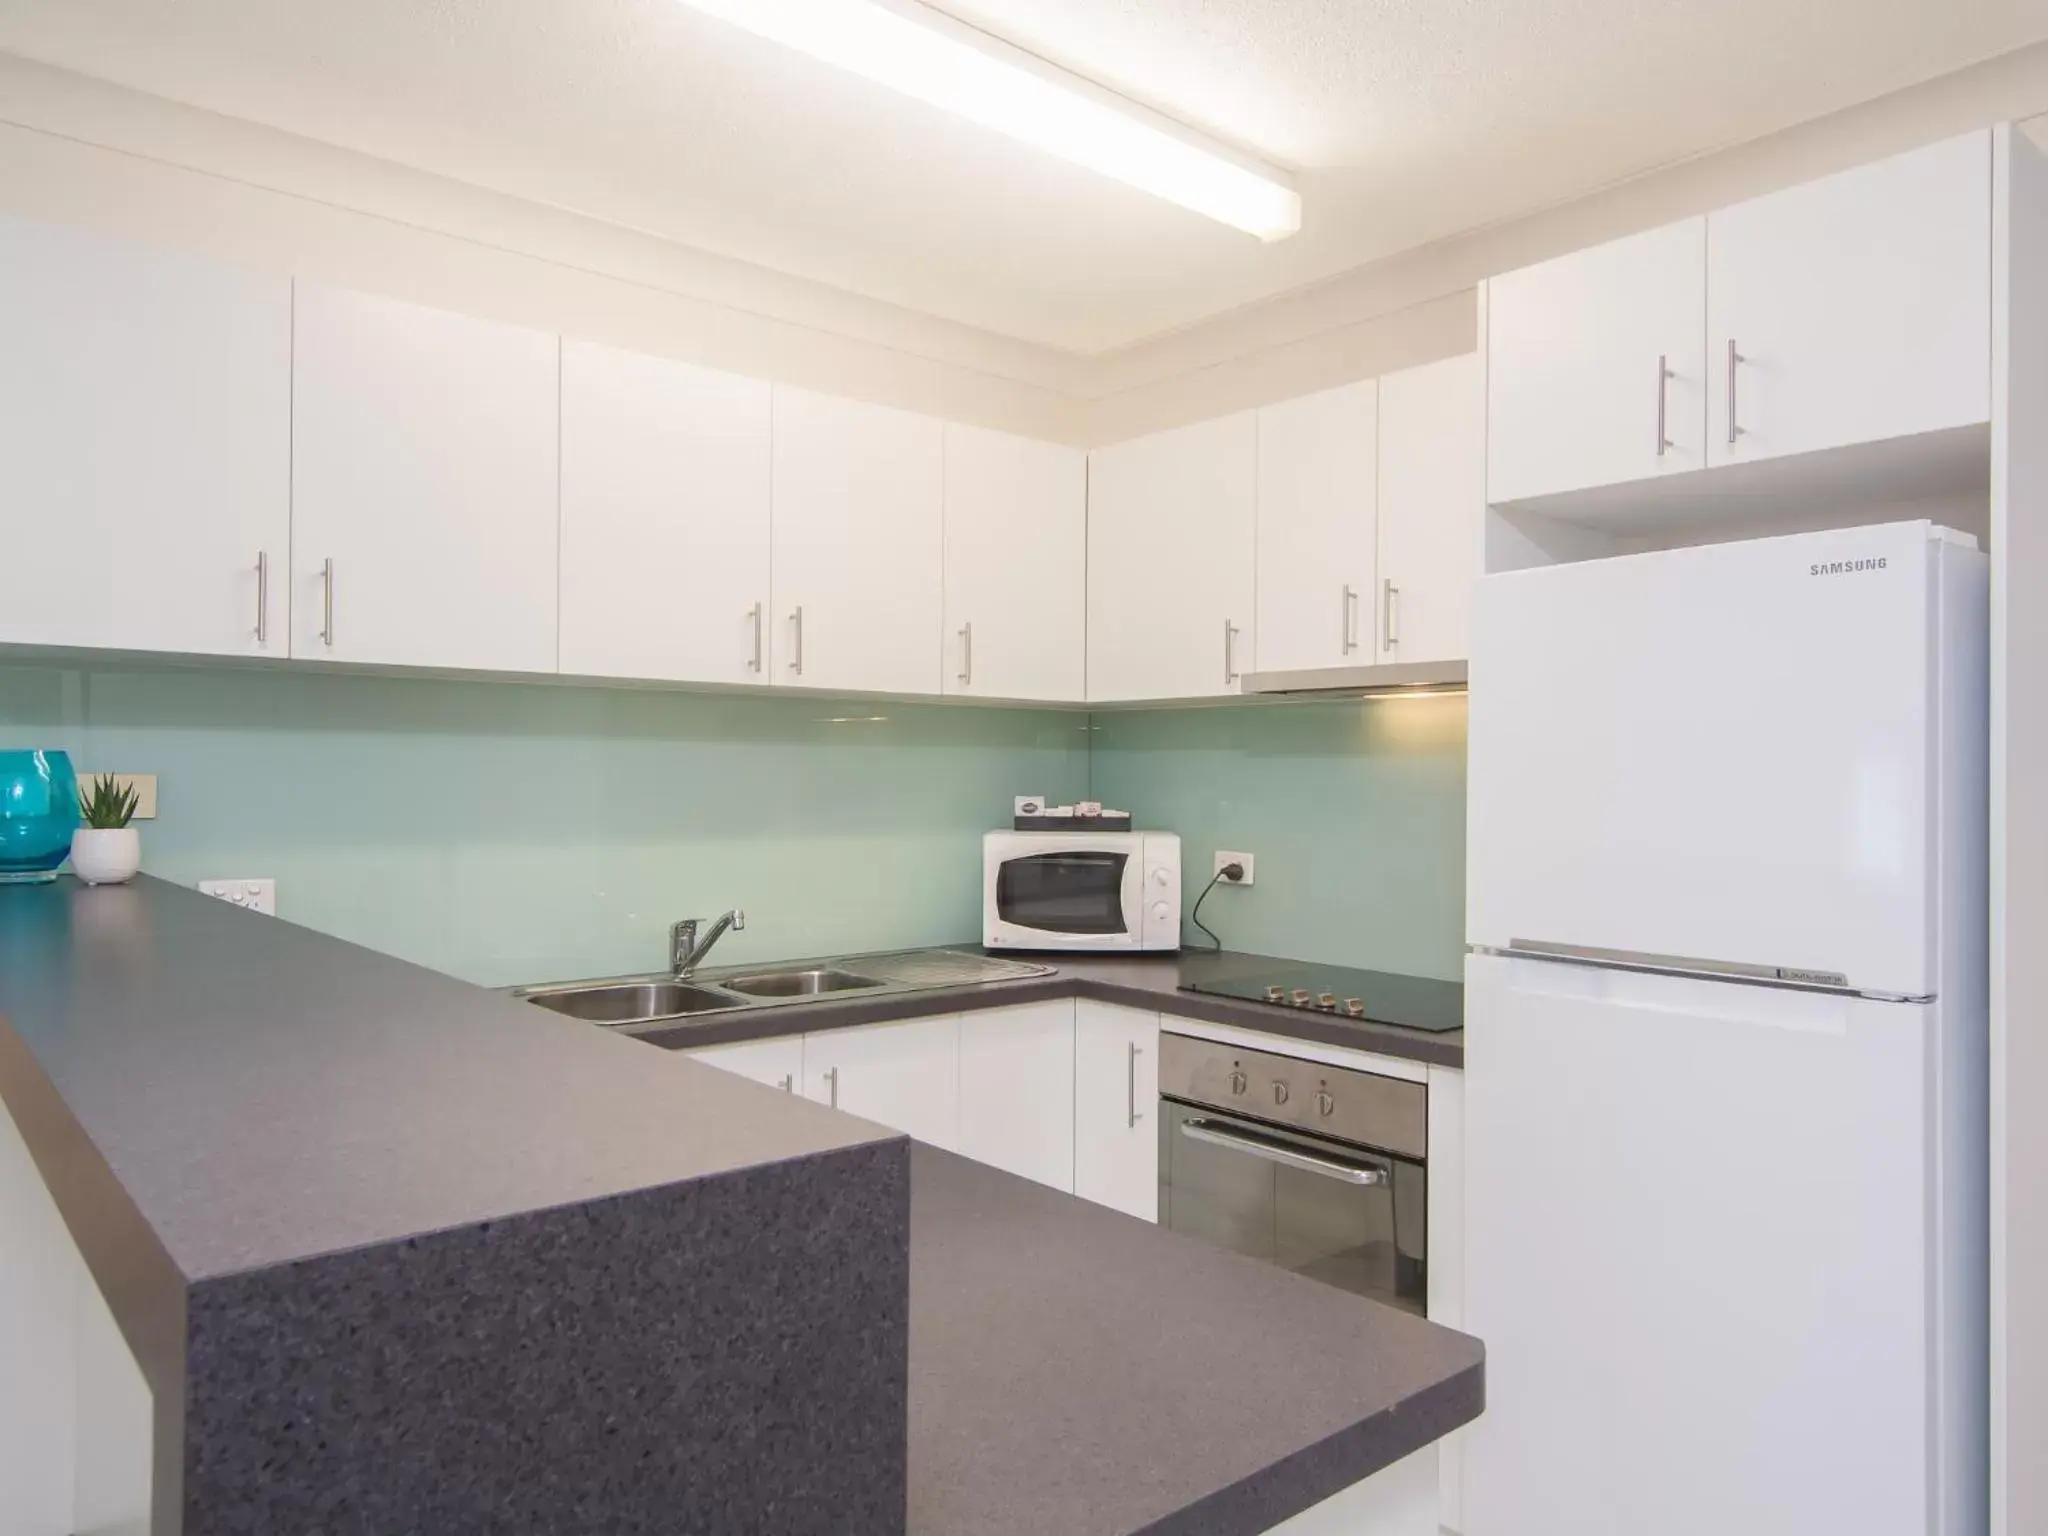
[1810,557,1888,576]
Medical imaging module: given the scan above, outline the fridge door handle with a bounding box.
[1495,938,1895,997]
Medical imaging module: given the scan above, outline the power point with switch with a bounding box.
[1214,851,1254,886]
[200,879,276,916]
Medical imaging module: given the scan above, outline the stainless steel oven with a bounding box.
[1157,1033,1428,1314]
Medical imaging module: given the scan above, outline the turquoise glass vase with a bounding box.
[0,750,80,883]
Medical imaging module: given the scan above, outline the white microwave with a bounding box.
[983,830,1181,953]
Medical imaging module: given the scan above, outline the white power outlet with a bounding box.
[1214,851,1255,886]
[200,879,276,916]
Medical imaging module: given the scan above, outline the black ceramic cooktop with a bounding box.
[1182,962,1464,1033]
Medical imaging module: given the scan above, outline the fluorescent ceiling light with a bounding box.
[675,0,1302,241]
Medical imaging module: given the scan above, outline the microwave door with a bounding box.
[996,850,1133,941]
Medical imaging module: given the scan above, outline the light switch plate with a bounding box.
[199,879,275,916]
[83,773,156,819]
[1214,851,1255,886]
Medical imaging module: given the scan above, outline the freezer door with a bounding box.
[1461,953,1940,1536]
[1469,521,1940,999]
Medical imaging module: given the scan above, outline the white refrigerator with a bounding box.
[1462,520,1987,1536]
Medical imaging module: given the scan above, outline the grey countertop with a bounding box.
[910,1146,1482,1536]
[631,947,1466,1069]
[1,878,1480,1533]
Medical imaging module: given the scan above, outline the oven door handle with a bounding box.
[1177,1118,1389,1186]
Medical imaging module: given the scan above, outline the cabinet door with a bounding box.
[957,1001,1076,1191]
[689,1036,803,1094]
[1707,131,1991,467]
[291,284,560,671]
[1073,1002,1159,1220]
[803,1016,960,1150]
[771,389,943,695]
[1486,218,1707,504]
[560,342,771,684]
[0,215,290,657]
[1378,354,1483,665]
[942,425,1086,701]
[1087,413,1257,701]
[1255,381,1378,674]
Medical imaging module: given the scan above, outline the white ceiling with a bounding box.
[1,0,2044,354]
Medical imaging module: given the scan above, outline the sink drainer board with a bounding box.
[853,950,1056,987]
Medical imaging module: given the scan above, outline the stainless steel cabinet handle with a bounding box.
[1655,354,1671,457]
[823,1065,838,1108]
[1726,339,1742,445]
[320,557,335,648]
[254,551,269,644]
[747,603,764,674]
[1341,584,1359,654]
[789,605,805,675]
[1126,1041,1143,1129]
[777,1073,794,1094]
[1179,1118,1388,1186]
[1222,620,1239,684]
[958,622,973,686]
[1382,578,1399,652]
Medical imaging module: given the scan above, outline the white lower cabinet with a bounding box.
[689,1036,803,1094]
[957,1001,1076,1191]
[801,1015,961,1151]
[1073,1002,1160,1221]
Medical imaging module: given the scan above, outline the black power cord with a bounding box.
[1188,861,1244,951]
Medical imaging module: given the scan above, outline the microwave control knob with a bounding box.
[1150,901,1171,922]
[1316,1088,1336,1118]
[1228,1067,1248,1095]
[1152,867,1173,888]
[1272,1081,1290,1106]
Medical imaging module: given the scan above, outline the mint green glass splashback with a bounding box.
[1086,697,1468,981]
[0,664,1466,985]
[0,664,1090,985]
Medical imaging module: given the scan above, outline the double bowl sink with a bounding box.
[509,949,1055,1032]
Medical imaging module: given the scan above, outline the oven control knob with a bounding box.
[1316,1088,1336,1118]
[1228,1067,1248,1095]
[1272,1081,1290,1106]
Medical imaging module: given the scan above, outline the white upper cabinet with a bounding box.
[1378,354,1484,664]
[559,342,772,684]
[1707,131,1992,467]
[1487,217,1708,505]
[956,1001,1077,1191]
[1255,381,1379,674]
[291,284,561,672]
[0,216,291,658]
[942,425,1086,701]
[771,389,944,696]
[1087,413,1257,702]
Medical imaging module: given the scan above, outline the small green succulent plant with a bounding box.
[78,773,140,830]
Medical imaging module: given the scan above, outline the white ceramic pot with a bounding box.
[71,827,140,885]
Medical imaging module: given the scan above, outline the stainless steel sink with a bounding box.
[718,967,881,999]
[507,948,1056,1030]
[521,980,743,1025]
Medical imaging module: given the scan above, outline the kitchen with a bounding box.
[1,4,2045,1535]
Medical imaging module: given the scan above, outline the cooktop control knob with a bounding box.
[1265,984,1286,1003]
[1291,988,1312,1006]
[1228,1066,1248,1095]
[1272,1081,1290,1106]
[1317,992,1337,1010]
[1344,998,1367,1017]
